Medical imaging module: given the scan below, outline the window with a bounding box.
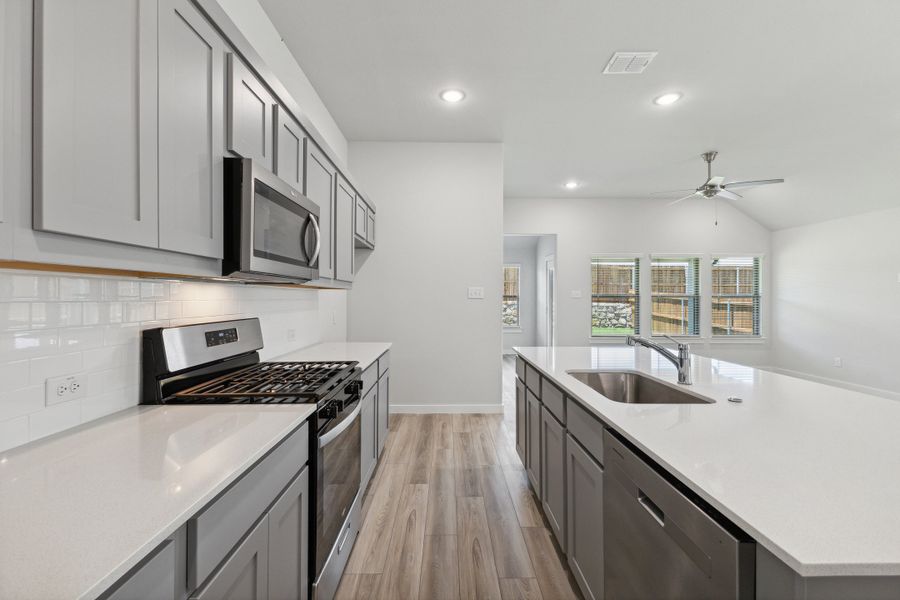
[712,256,761,336]
[651,257,700,336]
[591,258,639,336]
[502,265,520,327]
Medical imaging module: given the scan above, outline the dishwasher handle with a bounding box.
[638,489,665,526]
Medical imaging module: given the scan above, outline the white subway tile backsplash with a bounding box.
[0,269,341,452]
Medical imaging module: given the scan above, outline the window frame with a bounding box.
[590,256,641,338]
[649,256,702,338]
[502,264,521,329]
[711,255,763,338]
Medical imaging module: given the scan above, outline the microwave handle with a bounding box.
[307,214,321,267]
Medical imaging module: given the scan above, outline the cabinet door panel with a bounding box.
[354,197,367,239]
[158,0,225,258]
[360,385,376,491]
[366,211,376,245]
[515,379,526,465]
[305,145,335,279]
[335,177,355,282]
[34,0,158,248]
[566,434,604,600]
[526,391,542,499]
[275,106,305,194]
[377,373,389,456]
[192,516,269,600]
[227,54,275,171]
[108,539,176,600]
[541,410,566,549]
[268,467,309,600]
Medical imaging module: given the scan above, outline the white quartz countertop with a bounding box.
[514,345,900,577]
[0,403,315,600]
[274,341,391,370]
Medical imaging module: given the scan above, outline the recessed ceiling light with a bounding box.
[653,92,683,106]
[440,89,466,103]
[564,181,579,190]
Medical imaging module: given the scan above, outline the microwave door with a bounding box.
[248,178,317,280]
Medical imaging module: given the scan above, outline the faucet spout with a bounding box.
[626,335,693,385]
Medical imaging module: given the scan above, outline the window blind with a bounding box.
[591,257,640,336]
[651,257,700,336]
[502,265,520,327]
[712,256,761,336]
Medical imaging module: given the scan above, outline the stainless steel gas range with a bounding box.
[141,317,362,599]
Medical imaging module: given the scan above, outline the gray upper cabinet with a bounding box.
[355,197,367,239]
[157,0,225,258]
[353,195,376,249]
[267,467,310,600]
[566,434,604,600]
[366,209,376,246]
[541,409,566,549]
[227,54,276,171]
[305,144,336,280]
[34,0,159,249]
[274,106,305,194]
[191,516,269,600]
[335,176,355,282]
[377,371,389,457]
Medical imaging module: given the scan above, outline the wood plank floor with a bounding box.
[335,357,582,600]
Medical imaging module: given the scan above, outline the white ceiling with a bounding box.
[259,0,900,230]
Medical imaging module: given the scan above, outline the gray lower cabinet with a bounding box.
[360,385,377,491]
[515,378,526,465]
[106,528,187,600]
[305,144,337,280]
[376,371,390,456]
[157,0,225,258]
[335,176,356,282]
[192,516,269,600]
[526,390,542,499]
[267,468,310,600]
[566,434,604,600]
[227,53,276,171]
[34,0,159,248]
[541,409,566,549]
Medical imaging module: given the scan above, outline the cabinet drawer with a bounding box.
[361,362,378,394]
[525,363,541,395]
[188,423,308,589]
[541,377,566,424]
[567,401,605,465]
[378,351,390,377]
[515,356,526,382]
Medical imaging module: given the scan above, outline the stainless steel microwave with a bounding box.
[223,157,320,283]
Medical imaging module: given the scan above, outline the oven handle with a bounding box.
[318,402,361,448]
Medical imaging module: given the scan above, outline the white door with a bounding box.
[546,256,556,346]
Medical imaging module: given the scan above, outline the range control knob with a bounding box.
[320,404,338,420]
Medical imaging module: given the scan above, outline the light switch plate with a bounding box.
[833,357,843,368]
[467,286,485,300]
[570,290,583,299]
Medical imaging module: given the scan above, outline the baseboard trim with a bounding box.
[768,367,900,401]
[390,404,504,414]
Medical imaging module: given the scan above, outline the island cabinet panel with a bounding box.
[227,54,276,171]
[541,377,566,424]
[267,467,310,600]
[515,356,526,382]
[515,378,527,465]
[335,176,355,282]
[541,409,566,549]
[567,400,605,465]
[566,434,604,600]
[191,516,269,600]
[377,371,390,457]
[304,144,336,280]
[526,389,542,498]
[158,0,226,258]
[34,0,159,249]
[360,384,377,492]
[274,107,305,194]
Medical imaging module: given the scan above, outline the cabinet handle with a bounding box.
[637,489,665,526]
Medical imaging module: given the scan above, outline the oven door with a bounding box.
[315,397,361,576]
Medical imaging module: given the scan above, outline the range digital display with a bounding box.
[205,328,239,347]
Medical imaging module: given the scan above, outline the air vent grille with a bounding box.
[603,52,658,75]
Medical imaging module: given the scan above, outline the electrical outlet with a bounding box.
[833,357,843,368]
[45,374,85,406]
[286,329,296,342]
[467,286,485,300]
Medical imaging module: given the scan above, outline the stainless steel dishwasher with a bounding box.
[603,430,755,599]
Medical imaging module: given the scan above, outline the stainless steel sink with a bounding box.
[567,371,714,404]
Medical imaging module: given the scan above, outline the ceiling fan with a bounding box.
[664,151,784,205]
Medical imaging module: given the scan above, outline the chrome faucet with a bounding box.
[626,335,693,385]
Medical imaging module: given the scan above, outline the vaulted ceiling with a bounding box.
[260,0,900,230]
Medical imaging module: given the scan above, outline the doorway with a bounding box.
[546,255,556,347]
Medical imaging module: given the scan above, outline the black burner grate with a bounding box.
[173,361,356,400]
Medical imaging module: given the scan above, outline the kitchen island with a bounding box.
[515,344,900,598]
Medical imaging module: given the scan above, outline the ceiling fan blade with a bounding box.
[667,192,701,207]
[705,175,725,186]
[723,178,785,190]
[716,188,743,201]
[650,188,696,195]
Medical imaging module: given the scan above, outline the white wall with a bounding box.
[771,207,900,397]
[348,142,504,413]
[504,197,772,366]
[534,235,558,347]
[214,0,349,164]
[503,236,538,352]
[0,270,347,453]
